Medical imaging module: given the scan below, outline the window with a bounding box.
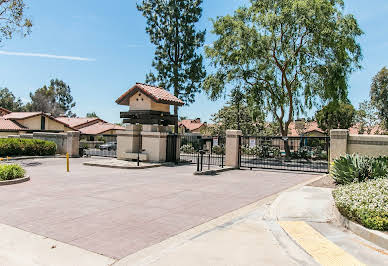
[41,116,46,130]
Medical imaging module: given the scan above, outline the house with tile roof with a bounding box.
[0,111,76,136]
[56,116,125,141]
[178,118,207,134]
[0,107,11,116]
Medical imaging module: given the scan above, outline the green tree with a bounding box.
[0,0,32,44]
[86,112,98,118]
[203,0,362,155]
[137,0,206,133]
[27,79,76,117]
[370,67,388,130]
[316,102,356,133]
[0,87,25,111]
[355,100,380,134]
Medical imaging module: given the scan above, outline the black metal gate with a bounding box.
[239,136,330,173]
[180,134,225,168]
[166,134,178,162]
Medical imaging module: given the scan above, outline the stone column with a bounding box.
[66,131,80,157]
[330,129,349,162]
[141,125,168,162]
[117,124,142,160]
[225,129,242,168]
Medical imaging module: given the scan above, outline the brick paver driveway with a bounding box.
[0,158,317,259]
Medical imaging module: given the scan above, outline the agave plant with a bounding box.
[331,154,388,185]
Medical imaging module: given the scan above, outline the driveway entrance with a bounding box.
[0,158,317,259]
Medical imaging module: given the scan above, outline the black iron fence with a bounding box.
[180,134,225,168]
[239,136,330,173]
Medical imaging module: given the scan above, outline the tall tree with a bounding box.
[0,0,32,44]
[355,100,380,134]
[0,87,25,111]
[137,0,206,133]
[203,0,362,155]
[27,79,76,117]
[370,67,388,130]
[316,101,356,133]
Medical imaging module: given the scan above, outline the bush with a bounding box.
[331,154,388,185]
[212,145,224,155]
[0,164,26,181]
[333,179,388,231]
[0,138,57,157]
[241,144,280,158]
[180,144,195,154]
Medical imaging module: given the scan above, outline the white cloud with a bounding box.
[0,50,95,61]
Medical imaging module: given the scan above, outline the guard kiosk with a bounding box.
[115,83,184,162]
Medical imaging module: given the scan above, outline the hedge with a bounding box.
[0,138,57,156]
[0,164,25,181]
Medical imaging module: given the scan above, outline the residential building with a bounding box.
[178,118,207,134]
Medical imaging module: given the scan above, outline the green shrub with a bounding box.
[0,138,57,157]
[180,144,195,154]
[331,154,388,185]
[212,145,224,155]
[333,179,388,231]
[0,164,25,181]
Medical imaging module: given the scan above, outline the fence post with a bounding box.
[225,130,242,168]
[329,129,349,163]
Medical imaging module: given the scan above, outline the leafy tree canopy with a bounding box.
[0,0,32,44]
[26,79,76,117]
[86,112,98,118]
[137,0,206,132]
[316,101,356,133]
[204,0,362,137]
[370,67,388,130]
[0,87,25,111]
[355,100,381,134]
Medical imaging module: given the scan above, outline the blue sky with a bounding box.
[0,0,387,123]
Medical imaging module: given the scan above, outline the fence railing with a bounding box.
[239,136,330,173]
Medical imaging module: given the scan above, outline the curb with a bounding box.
[0,175,30,186]
[333,205,388,250]
[83,162,163,169]
[194,167,236,175]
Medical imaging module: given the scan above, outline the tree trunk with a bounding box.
[280,123,291,159]
[174,104,178,134]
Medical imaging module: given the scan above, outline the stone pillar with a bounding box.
[330,129,349,162]
[141,125,168,162]
[117,124,142,160]
[66,131,80,157]
[226,129,242,168]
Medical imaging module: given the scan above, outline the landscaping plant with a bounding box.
[331,154,388,185]
[0,164,25,181]
[0,138,57,156]
[333,179,388,231]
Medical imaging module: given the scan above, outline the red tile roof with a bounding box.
[0,107,11,116]
[0,118,26,131]
[79,122,125,135]
[116,83,184,107]
[2,112,42,120]
[56,117,104,129]
[2,112,78,131]
[178,119,206,131]
[288,121,325,136]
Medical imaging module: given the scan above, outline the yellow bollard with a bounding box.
[66,153,69,172]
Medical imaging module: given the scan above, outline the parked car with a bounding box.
[99,142,117,151]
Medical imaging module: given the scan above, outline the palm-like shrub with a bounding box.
[331,154,388,185]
